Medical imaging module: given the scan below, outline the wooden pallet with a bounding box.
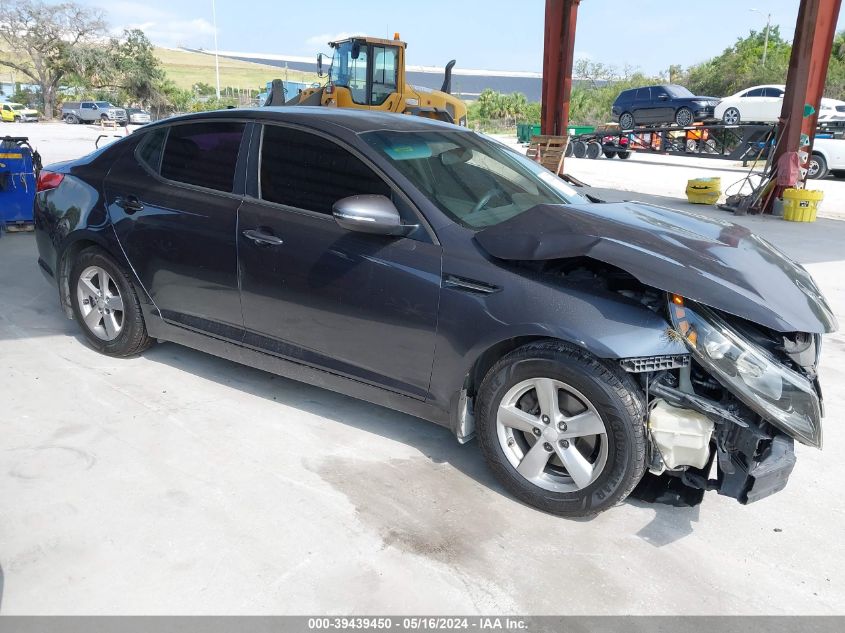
[527,135,569,176]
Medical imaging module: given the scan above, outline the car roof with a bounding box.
[736,84,785,94]
[146,106,468,135]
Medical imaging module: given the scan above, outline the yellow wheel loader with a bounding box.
[268,34,467,126]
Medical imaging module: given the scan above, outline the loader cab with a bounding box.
[325,37,406,111]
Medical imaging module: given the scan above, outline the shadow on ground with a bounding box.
[4,233,696,545]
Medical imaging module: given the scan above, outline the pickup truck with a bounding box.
[61,101,127,125]
[809,137,845,179]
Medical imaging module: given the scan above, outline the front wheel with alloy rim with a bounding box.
[69,247,153,357]
[722,107,741,125]
[476,341,646,517]
[674,107,694,127]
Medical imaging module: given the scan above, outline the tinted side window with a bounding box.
[635,88,651,101]
[763,87,784,97]
[743,88,766,98]
[161,121,245,192]
[136,128,167,173]
[260,125,390,214]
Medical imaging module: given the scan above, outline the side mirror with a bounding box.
[317,53,324,77]
[351,41,361,60]
[332,195,410,236]
[91,104,99,109]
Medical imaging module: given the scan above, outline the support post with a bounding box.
[772,0,842,197]
[541,0,580,138]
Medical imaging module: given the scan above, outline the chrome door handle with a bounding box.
[242,229,284,246]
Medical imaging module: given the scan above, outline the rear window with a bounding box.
[615,90,633,103]
[160,121,245,192]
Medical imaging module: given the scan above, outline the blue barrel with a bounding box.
[0,137,38,228]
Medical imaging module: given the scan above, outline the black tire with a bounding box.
[619,112,634,130]
[675,107,694,127]
[13,115,21,123]
[564,142,574,157]
[585,141,602,159]
[807,153,828,180]
[476,341,647,517]
[685,139,698,153]
[831,169,845,179]
[617,151,631,160]
[722,107,741,125]
[602,150,616,159]
[65,114,79,124]
[69,247,153,357]
[572,140,587,159]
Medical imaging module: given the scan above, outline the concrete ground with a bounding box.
[1,121,845,615]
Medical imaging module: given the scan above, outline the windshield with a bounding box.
[329,40,368,104]
[95,101,112,108]
[666,85,694,98]
[11,104,25,110]
[361,130,589,229]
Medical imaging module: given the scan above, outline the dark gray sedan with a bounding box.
[33,108,836,516]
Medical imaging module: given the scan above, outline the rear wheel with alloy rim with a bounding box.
[70,247,153,357]
[476,341,646,517]
[619,112,634,129]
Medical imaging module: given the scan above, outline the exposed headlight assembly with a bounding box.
[668,295,822,448]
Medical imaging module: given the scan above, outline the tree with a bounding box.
[686,27,791,98]
[0,0,106,118]
[69,29,165,106]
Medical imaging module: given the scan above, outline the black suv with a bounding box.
[612,84,719,128]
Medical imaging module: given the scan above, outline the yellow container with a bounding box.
[782,188,823,222]
[686,177,721,205]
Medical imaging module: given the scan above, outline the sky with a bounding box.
[59,0,845,74]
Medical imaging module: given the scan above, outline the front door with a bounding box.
[104,120,248,339]
[237,124,442,399]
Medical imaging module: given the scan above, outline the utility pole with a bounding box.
[751,8,772,66]
[212,0,221,98]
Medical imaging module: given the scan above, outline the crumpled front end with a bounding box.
[629,294,826,506]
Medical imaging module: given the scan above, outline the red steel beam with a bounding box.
[772,0,842,191]
[541,0,580,137]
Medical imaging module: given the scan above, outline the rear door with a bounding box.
[104,120,249,340]
[632,87,653,124]
[237,123,442,399]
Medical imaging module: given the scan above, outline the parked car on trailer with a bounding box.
[716,84,845,125]
[1,102,39,122]
[33,107,836,517]
[62,101,128,125]
[612,84,719,129]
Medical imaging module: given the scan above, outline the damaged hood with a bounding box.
[474,202,837,334]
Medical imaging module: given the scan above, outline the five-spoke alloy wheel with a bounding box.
[69,247,153,356]
[477,341,646,517]
[76,265,125,341]
[496,378,608,492]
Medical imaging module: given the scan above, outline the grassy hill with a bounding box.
[155,47,319,92]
